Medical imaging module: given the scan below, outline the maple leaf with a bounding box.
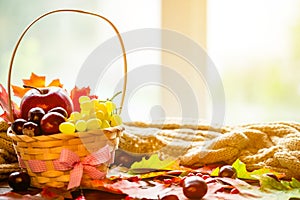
[40,187,71,199]
[12,73,64,99]
[47,79,64,87]
[0,191,45,199]
[129,154,179,174]
[70,86,97,112]
[22,73,46,87]
[0,84,20,122]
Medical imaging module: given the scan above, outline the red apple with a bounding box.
[20,86,73,120]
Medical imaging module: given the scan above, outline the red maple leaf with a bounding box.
[70,86,97,112]
[0,84,20,122]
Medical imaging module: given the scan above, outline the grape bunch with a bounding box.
[59,95,122,134]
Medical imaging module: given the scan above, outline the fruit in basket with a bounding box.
[111,114,122,126]
[20,86,73,120]
[40,112,66,134]
[75,120,87,132]
[11,118,27,135]
[22,121,41,136]
[59,121,76,134]
[48,106,68,118]
[86,118,102,130]
[182,176,207,199]
[28,107,45,124]
[8,171,31,191]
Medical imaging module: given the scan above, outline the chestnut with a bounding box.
[28,107,45,124]
[11,119,27,135]
[218,165,237,178]
[182,176,207,199]
[161,194,179,200]
[8,171,30,191]
[22,121,41,136]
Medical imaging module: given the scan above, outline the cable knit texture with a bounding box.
[121,120,300,179]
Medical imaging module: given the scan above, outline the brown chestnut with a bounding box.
[8,171,30,191]
[182,176,207,199]
[161,194,179,200]
[218,165,237,178]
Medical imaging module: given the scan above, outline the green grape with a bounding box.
[81,113,90,121]
[91,99,100,109]
[101,120,111,129]
[80,100,92,111]
[59,122,76,134]
[110,114,122,126]
[105,101,116,114]
[96,102,108,115]
[69,111,82,121]
[67,119,75,124]
[95,110,106,120]
[86,118,102,130]
[89,111,96,118]
[79,96,90,104]
[75,120,87,132]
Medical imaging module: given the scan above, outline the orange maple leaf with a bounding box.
[11,85,30,98]
[22,73,45,87]
[47,79,63,87]
[12,73,64,99]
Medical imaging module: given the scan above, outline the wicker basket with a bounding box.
[6,9,127,190]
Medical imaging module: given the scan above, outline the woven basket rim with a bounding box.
[8,125,124,142]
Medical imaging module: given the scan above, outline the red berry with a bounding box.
[187,172,195,177]
[202,174,210,180]
[230,188,239,194]
[163,179,173,185]
[127,176,140,182]
[196,172,203,177]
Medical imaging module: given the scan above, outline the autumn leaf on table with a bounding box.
[12,73,64,98]
[129,154,180,174]
[210,159,285,180]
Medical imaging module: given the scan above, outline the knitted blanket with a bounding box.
[120,121,300,179]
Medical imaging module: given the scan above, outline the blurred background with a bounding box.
[0,0,299,125]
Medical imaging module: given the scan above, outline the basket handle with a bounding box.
[7,9,127,121]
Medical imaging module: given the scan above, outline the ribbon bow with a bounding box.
[57,145,111,190]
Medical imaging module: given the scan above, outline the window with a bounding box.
[1,1,299,125]
[207,0,300,124]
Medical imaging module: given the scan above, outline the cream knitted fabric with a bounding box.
[120,121,300,179]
